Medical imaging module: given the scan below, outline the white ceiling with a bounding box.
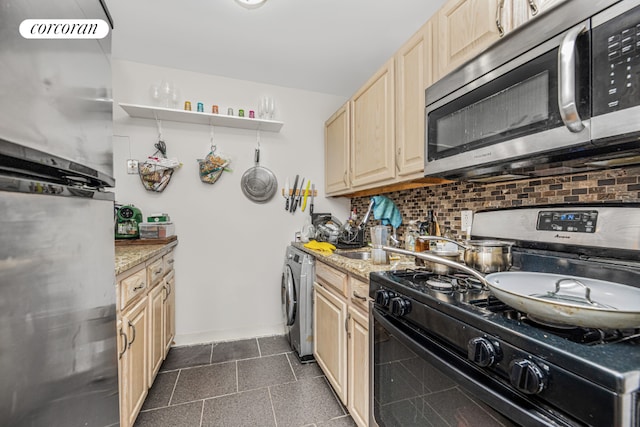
[104,0,445,97]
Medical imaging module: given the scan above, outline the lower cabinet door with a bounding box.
[149,283,165,386]
[348,307,370,427]
[120,297,148,427]
[313,282,348,404]
[163,271,176,355]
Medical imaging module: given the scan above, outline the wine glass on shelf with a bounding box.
[267,97,275,120]
[258,96,267,119]
[159,80,174,108]
[149,84,161,106]
[170,88,181,109]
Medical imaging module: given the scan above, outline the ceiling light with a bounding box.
[234,0,267,9]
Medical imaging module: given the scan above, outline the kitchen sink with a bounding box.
[335,251,371,260]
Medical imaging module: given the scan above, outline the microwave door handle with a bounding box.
[558,23,587,133]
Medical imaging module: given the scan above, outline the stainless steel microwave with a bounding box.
[425,0,640,182]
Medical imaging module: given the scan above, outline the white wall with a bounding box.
[113,59,350,345]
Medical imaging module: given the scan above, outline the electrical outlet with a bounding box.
[461,210,473,232]
[126,159,139,175]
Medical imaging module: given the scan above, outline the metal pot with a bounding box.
[415,249,462,275]
[418,236,514,273]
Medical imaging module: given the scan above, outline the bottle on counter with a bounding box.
[405,220,418,252]
[416,210,439,252]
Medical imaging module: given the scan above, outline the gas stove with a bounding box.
[370,205,640,427]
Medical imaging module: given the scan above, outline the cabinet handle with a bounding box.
[133,282,144,291]
[496,0,505,37]
[528,0,538,16]
[154,267,163,275]
[167,259,175,265]
[128,320,136,348]
[344,312,351,333]
[162,283,170,302]
[343,171,348,186]
[353,291,367,301]
[118,328,128,359]
[395,147,401,172]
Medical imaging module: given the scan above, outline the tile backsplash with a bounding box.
[350,165,640,241]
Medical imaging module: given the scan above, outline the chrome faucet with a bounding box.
[388,227,400,247]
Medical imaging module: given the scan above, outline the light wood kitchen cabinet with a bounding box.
[509,0,567,30]
[436,0,504,80]
[148,279,164,386]
[347,306,369,427]
[314,261,371,426]
[119,296,148,427]
[350,58,396,189]
[395,19,435,181]
[149,251,176,386]
[115,243,177,427]
[325,103,351,195]
[163,269,176,355]
[314,281,348,403]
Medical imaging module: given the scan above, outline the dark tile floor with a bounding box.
[135,335,356,427]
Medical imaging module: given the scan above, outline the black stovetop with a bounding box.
[370,264,640,394]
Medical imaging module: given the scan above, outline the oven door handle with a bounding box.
[558,22,587,133]
[372,309,562,427]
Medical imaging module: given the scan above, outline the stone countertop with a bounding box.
[115,240,178,275]
[292,242,416,283]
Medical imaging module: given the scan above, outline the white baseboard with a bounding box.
[173,323,288,347]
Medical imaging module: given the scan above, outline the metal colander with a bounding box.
[240,148,278,203]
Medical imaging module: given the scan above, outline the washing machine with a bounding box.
[281,245,314,361]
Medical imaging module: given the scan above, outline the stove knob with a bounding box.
[390,297,411,316]
[509,359,547,395]
[375,290,393,308]
[467,337,500,367]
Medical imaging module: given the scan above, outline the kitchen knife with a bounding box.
[310,184,315,215]
[284,177,290,211]
[301,180,311,212]
[293,177,304,212]
[289,174,299,212]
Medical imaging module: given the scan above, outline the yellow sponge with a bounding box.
[303,240,337,254]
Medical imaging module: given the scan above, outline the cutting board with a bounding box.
[115,235,177,246]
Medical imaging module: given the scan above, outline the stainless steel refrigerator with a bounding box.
[0,0,119,425]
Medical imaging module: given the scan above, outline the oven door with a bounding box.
[424,21,591,179]
[371,308,580,427]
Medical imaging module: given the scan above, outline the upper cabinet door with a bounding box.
[510,0,568,30]
[436,0,504,80]
[395,19,435,179]
[325,103,351,195]
[350,58,396,188]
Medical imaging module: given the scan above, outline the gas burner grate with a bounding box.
[470,296,640,345]
[390,269,484,293]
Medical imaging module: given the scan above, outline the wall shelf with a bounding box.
[119,103,284,132]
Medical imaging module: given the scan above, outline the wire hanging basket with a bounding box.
[138,161,175,192]
[198,151,229,184]
[138,128,181,192]
[198,127,231,185]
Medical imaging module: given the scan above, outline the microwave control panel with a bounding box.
[536,211,598,233]
[592,4,640,116]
